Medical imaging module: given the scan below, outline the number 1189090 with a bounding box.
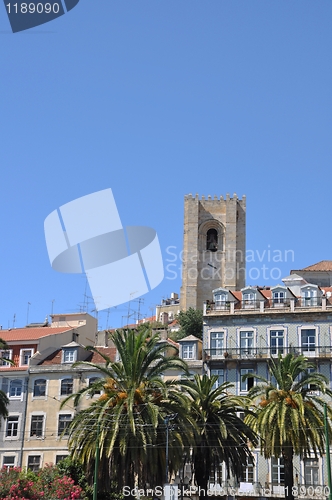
[6,3,60,14]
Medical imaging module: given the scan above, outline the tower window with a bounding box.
[207,229,218,251]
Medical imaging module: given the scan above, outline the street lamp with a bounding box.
[174,475,190,500]
[164,414,178,484]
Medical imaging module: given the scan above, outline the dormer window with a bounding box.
[207,229,218,252]
[302,289,317,307]
[273,291,285,304]
[20,349,34,366]
[214,293,227,310]
[182,342,195,360]
[242,292,256,309]
[0,350,12,367]
[63,349,76,363]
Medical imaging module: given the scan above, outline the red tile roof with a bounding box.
[300,261,332,272]
[0,327,72,342]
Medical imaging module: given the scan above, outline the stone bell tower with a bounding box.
[180,193,246,311]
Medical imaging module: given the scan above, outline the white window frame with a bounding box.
[270,329,285,356]
[19,348,34,367]
[242,292,256,308]
[299,327,317,356]
[2,454,17,468]
[29,412,46,439]
[303,458,319,486]
[211,369,224,389]
[271,457,284,485]
[5,414,20,440]
[0,349,13,367]
[62,349,76,363]
[8,379,23,400]
[182,342,195,360]
[239,330,254,357]
[273,291,285,304]
[214,293,228,310]
[240,368,254,393]
[210,331,225,356]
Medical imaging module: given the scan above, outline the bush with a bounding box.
[0,464,85,499]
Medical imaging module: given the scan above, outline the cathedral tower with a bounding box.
[180,193,246,310]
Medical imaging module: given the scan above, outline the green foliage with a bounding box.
[245,353,332,500]
[0,464,85,499]
[181,374,257,498]
[63,328,191,494]
[174,308,203,340]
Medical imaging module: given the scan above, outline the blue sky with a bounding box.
[0,1,331,330]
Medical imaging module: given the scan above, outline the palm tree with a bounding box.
[62,327,192,496]
[0,338,10,423]
[244,353,332,500]
[180,374,258,500]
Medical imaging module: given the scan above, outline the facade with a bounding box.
[180,193,246,312]
[156,292,181,325]
[0,313,99,469]
[23,342,115,469]
[291,260,332,287]
[202,276,332,497]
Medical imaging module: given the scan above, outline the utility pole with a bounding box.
[93,420,100,500]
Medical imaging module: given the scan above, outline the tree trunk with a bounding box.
[282,446,294,500]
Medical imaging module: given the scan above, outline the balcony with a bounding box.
[205,296,329,316]
[204,345,332,361]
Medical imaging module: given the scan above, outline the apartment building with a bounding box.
[0,312,99,469]
[202,271,332,497]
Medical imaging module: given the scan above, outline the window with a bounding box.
[33,379,46,397]
[20,349,33,366]
[56,455,68,464]
[9,379,22,398]
[301,329,316,352]
[6,416,19,438]
[209,464,223,487]
[27,455,41,472]
[207,229,218,251]
[63,349,76,363]
[304,367,319,393]
[302,289,319,307]
[240,369,254,392]
[182,343,195,360]
[3,456,15,468]
[270,330,284,355]
[273,291,285,305]
[0,349,12,367]
[58,414,72,436]
[240,331,254,356]
[242,292,256,308]
[211,369,224,389]
[271,457,284,484]
[214,293,227,310]
[30,415,44,437]
[89,377,101,395]
[241,461,254,483]
[210,332,224,356]
[304,458,319,485]
[61,378,73,395]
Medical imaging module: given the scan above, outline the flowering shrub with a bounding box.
[0,464,85,499]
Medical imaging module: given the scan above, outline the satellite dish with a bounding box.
[327,292,331,298]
